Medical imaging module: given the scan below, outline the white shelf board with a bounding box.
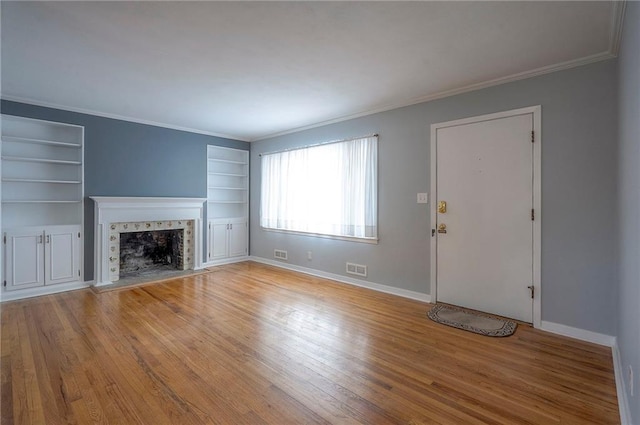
[2,135,82,148]
[207,186,246,190]
[2,178,82,184]
[2,156,82,165]
[207,158,247,165]
[2,200,82,204]
[207,172,247,177]
[207,200,246,204]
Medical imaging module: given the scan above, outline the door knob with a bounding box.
[438,201,447,214]
[437,223,447,234]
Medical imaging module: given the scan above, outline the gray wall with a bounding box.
[250,59,618,336]
[1,100,249,281]
[617,2,640,421]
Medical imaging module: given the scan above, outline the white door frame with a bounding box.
[430,106,542,328]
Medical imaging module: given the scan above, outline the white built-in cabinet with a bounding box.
[206,146,248,263]
[1,115,84,294]
[208,218,247,261]
[5,226,80,290]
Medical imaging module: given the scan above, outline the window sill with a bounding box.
[260,227,379,244]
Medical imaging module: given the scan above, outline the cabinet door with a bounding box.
[4,229,45,290]
[228,219,247,258]
[209,221,228,260]
[45,225,80,285]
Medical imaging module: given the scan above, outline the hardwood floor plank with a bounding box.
[15,305,46,424]
[1,261,620,424]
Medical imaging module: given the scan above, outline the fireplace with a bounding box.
[91,197,206,286]
[108,220,194,281]
[120,230,184,276]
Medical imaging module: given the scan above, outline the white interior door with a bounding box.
[435,113,534,322]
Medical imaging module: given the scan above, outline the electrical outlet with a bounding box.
[417,193,428,204]
[629,365,634,397]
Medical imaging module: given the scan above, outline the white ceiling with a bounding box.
[1,1,621,141]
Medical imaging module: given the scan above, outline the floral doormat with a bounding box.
[427,304,517,337]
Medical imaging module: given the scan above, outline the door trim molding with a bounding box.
[430,105,542,328]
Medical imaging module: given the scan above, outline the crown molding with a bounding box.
[252,50,616,141]
[0,95,249,142]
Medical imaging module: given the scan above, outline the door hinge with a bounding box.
[78,269,81,277]
[531,130,535,143]
[3,280,6,287]
[78,232,81,238]
[531,209,535,221]
[528,285,534,299]
[3,234,5,244]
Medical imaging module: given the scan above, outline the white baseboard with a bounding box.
[0,280,90,302]
[249,256,431,303]
[612,340,632,425]
[539,320,616,347]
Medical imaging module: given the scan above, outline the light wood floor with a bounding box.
[1,261,619,424]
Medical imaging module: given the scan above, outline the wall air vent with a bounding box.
[346,262,367,277]
[274,249,288,261]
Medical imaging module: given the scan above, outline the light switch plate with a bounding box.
[417,193,428,204]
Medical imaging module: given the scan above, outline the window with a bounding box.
[260,135,378,242]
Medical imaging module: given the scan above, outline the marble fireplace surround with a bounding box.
[91,197,206,287]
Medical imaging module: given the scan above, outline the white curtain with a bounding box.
[260,136,378,240]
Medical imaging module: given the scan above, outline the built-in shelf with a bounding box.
[2,114,84,229]
[2,135,82,148]
[2,178,82,184]
[206,145,249,262]
[2,115,85,295]
[2,156,82,165]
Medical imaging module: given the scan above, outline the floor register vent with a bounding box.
[346,262,367,277]
[274,249,288,261]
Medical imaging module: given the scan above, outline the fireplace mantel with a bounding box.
[91,197,206,286]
